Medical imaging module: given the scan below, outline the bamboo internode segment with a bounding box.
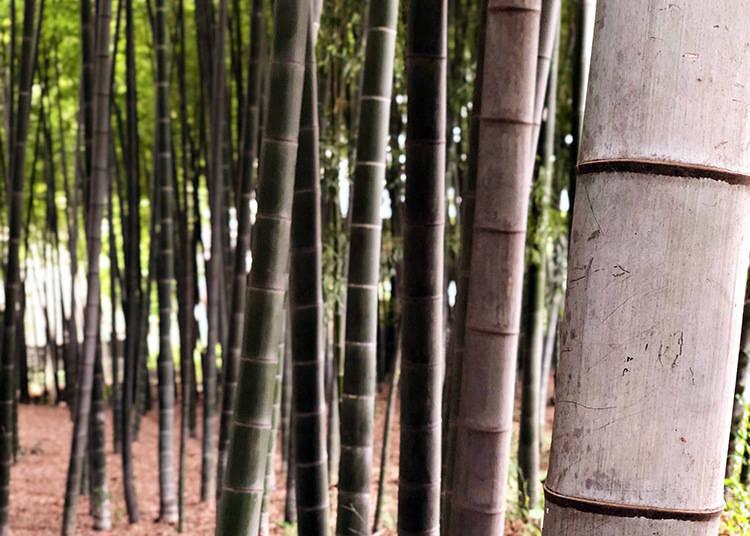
[544,3,750,533]
[579,2,750,175]
[545,172,750,531]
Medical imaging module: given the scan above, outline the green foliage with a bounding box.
[724,401,750,535]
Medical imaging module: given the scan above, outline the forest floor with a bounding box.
[10,386,549,535]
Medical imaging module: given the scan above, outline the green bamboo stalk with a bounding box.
[518,23,559,510]
[120,0,141,521]
[260,316,288,536]
[202,0,229,502]
[89,340,111,530]
[0,0,36,530]
[217,0,265,490]
[215,0,310,532]
[336,1,399,532]
[154,0,178,523]
[61,0,113,533]
[176,0,194,530]
[373,342,401,533]
[399,2,447,534]
[289,12,330,534]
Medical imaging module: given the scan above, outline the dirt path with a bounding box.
[10,385,540,535]
[10,386,403,535]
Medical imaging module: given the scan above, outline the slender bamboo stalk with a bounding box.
[336,2,399,532]
[518,19,560,511]
[450,2,541,534]
[120,0,141,522]
[89,341,111,530]
[566,0,596,217]
[61,0,113,533]
[544,2,750,533]
[398,1,447,534]
[153,0,179,522]
[0,0,36,530]
[727,283,750,480]
[215,0,310,532]
[530,0,560,154]
[108,162,121,453]
[202,0,229,502]
[175,0,194,530]
[290,12,330,534]
[373,342,401,533]
[260,317,288,536]
[217,0,265,490]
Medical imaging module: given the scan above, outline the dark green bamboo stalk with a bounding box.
[120,0,140,523]
[108,164,121,453]
[0,0,36,531]
[154,0,178,523]
[399,2,447,534]
[289,13,329,534]
[337,1,399,533]
[215,0,310,532]
[202,0,229,502]
[176,0,193,530]
[89,341,111,530]
[62,0,113,533]
[727,281,750,480]
[260,317,288,536]
[373,342,401,533]
[518,23,559,510]
[217,0,265,490]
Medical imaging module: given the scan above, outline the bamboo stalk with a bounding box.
[61,0,113,533]
[544,2,750,533]
[290,11,330,534]
[398,0,447,534]
[154,0,178,522]
[450,2,541,534]
[216,0,310,532]
[336,1,399,532]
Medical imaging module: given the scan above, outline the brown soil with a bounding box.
[11,385,539,535]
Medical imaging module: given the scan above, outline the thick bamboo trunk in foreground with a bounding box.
[399,0,446,534]
[450,1,541,534]
[544,2,750,534]
[216,0,309,533]
[336,0,399,533]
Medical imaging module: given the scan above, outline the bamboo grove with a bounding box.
[0,1,749,535]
